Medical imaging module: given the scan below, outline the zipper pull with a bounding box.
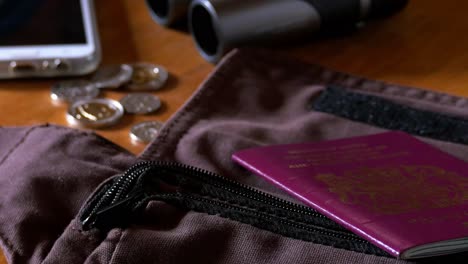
[82,187,144,231]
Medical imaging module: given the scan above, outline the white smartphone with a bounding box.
[0,0,101,79]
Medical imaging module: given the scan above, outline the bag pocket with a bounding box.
[79,161,389,257]
[76,162,468,264]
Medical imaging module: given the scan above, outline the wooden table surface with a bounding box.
[1,0,468,262]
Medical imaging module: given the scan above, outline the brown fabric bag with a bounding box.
[1,49,467,263]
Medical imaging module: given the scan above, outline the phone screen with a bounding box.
[0,0,86,46]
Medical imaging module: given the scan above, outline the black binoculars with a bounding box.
[146,0,408,63]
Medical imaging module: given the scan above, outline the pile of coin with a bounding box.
[50,63,167,143]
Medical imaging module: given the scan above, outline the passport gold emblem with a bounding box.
[316,165,468,215]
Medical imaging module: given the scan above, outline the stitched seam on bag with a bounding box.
[0,127,40,259]
[323,66,465,107]
[108,229,123,264]
[343,74,467,107]
[44,124,135,156]
[269,49,468,108]
[0,126,38,169]
[143,49,321,160]
[139,50,308,159]
[0,124,133,262]
[137,52,302,159]
[0,124,132,167]
[140,56,234,160]
[267,50,468,108]
[140,70,222,159]
[0,128,48,260]
[38,126,134,262]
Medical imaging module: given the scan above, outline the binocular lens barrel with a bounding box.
[146,0,191,26]
[190,0,324,63]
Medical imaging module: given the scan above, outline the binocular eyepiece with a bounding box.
[146,0,408,63]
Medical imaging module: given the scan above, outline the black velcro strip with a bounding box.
[313,86,468,145]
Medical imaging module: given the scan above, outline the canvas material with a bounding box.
[1,49,467,263]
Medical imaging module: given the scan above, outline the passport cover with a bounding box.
[232,132,468,259]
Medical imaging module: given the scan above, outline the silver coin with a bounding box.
[130,121,164,143]
[126,63,169,91]
[67,98,124,128]
[91,64,133,89]
[51,80,99,103]
[120,93,162,114]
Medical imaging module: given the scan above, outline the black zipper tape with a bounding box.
[80,161,389,257]
[313,86,468,145]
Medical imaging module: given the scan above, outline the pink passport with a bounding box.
[232,132,468,259]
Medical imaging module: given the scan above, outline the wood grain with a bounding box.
[1,0,468,263]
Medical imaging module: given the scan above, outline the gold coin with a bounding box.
[126,63,169,90]
[67,98,124,128]
[76,102,118,121]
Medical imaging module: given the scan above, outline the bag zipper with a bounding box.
[80,161,389,257]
